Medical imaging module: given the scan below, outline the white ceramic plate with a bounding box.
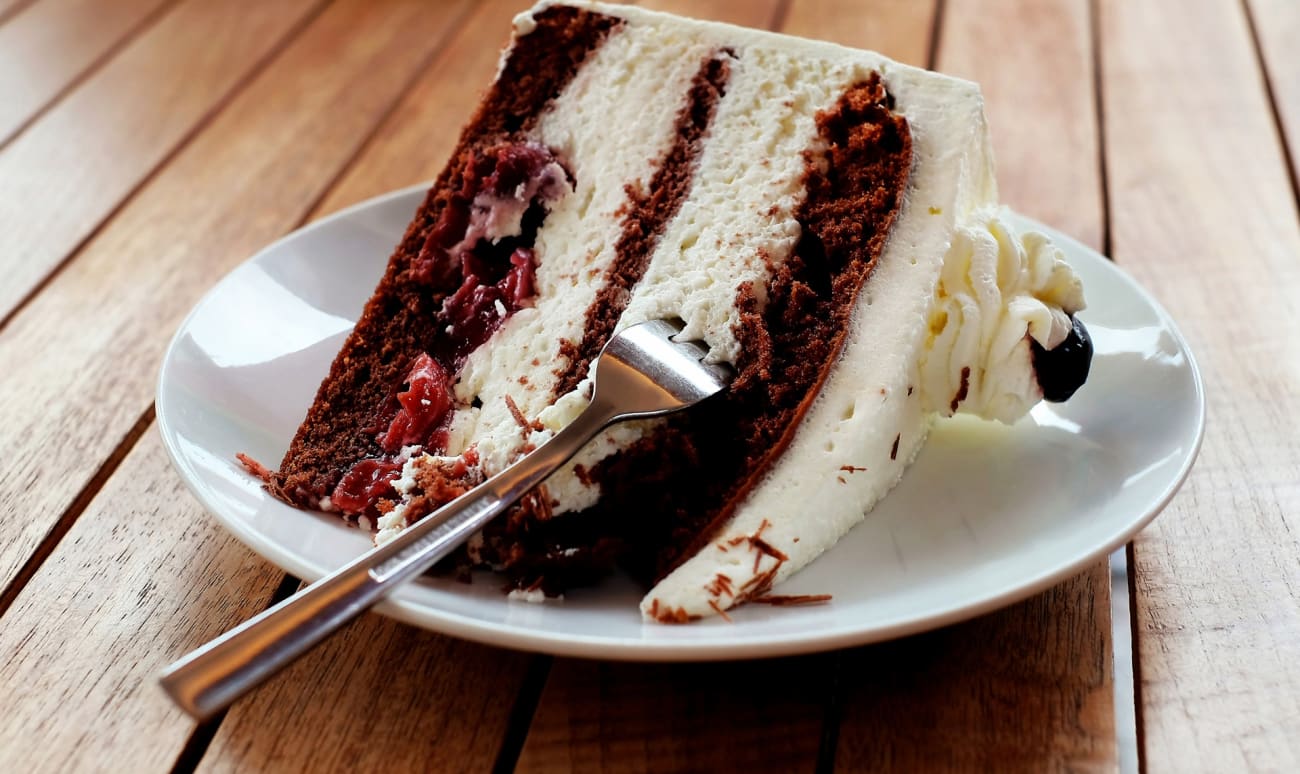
[157,185,1204,660]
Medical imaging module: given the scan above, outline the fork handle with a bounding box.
[160,398,618,721]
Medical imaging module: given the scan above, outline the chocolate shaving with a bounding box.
[236,453,273,484]
[748,594,833,606]
[951,366,971,413]
[704,573,734,597]
[652,604,694,624]
[707,599,733,622]
[504,394,530,432]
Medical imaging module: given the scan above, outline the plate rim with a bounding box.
[156,186,1206,661]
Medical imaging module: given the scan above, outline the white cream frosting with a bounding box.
[918,207,1086,424]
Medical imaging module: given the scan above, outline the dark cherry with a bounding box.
[410,143,558,287]
[378,353,453,453]
[485,143,558,196]
[330,458,404,516]
[441,247,536,360]
[1030,315,1093,402]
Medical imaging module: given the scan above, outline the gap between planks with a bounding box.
[1240,0,1300,212]
[0,405,154,620]
[1089,0,1135,766]
[166,573,303,774]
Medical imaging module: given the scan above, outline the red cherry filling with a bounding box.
[410,142,563,296]
[332,355,455,518]
[330,458,404,516]
[441,247,537,360]
[332,144,562,520]
[378,353,454,453]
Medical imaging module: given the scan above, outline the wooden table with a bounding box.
[1,0,1296,770]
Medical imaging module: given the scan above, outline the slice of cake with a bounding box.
[264,0,1092,622]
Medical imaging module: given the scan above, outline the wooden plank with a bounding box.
[0,431,285,772]
[832,0,1116,769]
[0,0,174,146]
[935,0,1103,251]
[1099,0,1300,768]
[0,0,470,596]
[836,563,1114,771]
[197,611,531,772]
[1246,0,1300,190]
[0,0,327,323]
[515,657,830,773]
[781,0,937,66]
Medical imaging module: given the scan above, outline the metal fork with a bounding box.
[160,318,731,720]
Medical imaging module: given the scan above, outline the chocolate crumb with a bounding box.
[890,434,900,460]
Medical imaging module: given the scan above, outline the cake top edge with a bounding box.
[514,0,982,96]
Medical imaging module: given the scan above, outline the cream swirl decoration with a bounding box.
[919,207,1086,424]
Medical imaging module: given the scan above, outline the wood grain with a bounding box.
[836,563,1114,772]
[1246,0,1300,191]
[0,431,285,772]
[781,0,937,66]
[935,0,1104,250]
[197,611,532,773]
[829,1,1116,769]
[0,0,326,323]
[0,0,34,26]
[515,657,830,773]
[1099,0,1300,768]
[0,0,469,597]
[0,0,174,146]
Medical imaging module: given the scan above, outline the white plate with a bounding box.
[157,186,1204,660]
